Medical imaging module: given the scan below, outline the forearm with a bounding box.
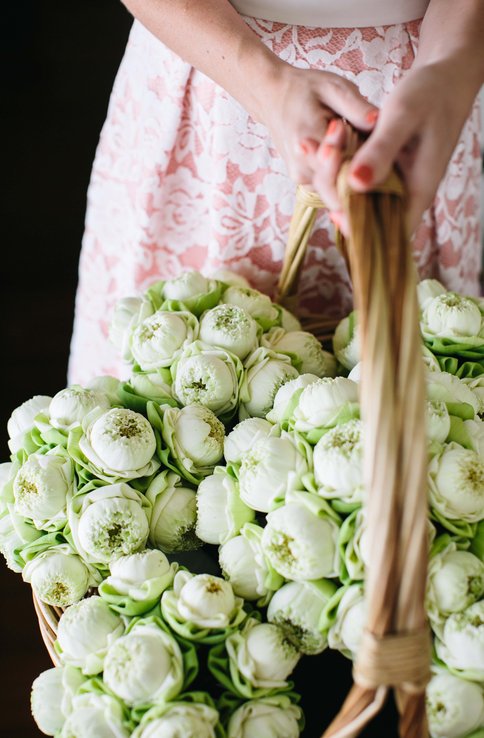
[120,0,281,120]
[415,0,484,99]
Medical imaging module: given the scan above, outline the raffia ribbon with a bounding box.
[354,629,431,693]
[278,131,430,738]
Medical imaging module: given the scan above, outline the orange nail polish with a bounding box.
[320,144,333,160]
[366,110,379,125]
[326,119,339,137]
[351,164,373,185]
[297,139,311,156]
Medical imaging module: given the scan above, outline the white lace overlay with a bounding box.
[68,18,482,385]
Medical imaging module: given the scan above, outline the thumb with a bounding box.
[348,110,416,191]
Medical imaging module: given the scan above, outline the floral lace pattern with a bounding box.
[68,17,481,384]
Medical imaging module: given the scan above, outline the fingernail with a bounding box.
[351,164,373,185]
[319,144,333,160]
[297,139,312,156]
[366,110,379,125]
[326,119,339,137]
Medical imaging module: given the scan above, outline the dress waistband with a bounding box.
[230,0,429,28]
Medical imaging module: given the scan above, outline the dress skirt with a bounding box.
[68,16,482,384]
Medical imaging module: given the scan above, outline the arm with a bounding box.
[344,0,484,233]
[120,0,376,183]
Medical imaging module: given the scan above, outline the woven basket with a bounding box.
[33,132,430,738]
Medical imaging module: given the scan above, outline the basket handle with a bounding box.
[278,130,430,738]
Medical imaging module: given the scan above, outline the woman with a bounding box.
[68,0,484,384]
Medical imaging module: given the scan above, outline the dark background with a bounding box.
[0,2,399,736]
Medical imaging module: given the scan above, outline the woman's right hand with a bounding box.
[259,63,379,201]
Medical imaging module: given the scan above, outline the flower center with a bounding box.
[268,532,295,565]
[205,580,222,594]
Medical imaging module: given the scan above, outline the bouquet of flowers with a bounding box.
[2,271,484,738]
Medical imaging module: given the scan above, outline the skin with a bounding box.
[121,0,484,236]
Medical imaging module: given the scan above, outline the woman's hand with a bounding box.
[334,59,479,235]
[259,63,378,187]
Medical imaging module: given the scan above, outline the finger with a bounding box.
[347,108,417,191]
[319,73,379,132]
[403,128,449,233]
[329,210,350,238]
[312,120,346,210]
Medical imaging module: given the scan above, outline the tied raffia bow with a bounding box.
[278,132,431,738]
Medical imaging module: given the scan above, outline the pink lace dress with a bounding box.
[68,15,482,385]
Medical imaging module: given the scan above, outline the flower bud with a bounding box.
[57,596,124,675]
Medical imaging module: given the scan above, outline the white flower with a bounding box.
[428,443,484,522]
[238,433,311,513]
[70,483,151,565]
[23,548,91,607]
[79,408,159,479]
[146,471,199,552]
[222,286,279,328]
[129,371,173,402]
[464,417,484,457]
[327,584,366,657]
[172,343,242,416]
[199,304,258,360]
[162,405,225,477]
[109,295,154,361]
[266,374,319,425]
[427,545,484,631]
[426,671,484,738]
[133,702,220,738]
[13,451,73,530]
[292,377,359,431]
[99,550,176,604]
[196,469,254,545]
[49,386,110,431]
[131,311,198,371]
[239,348,299,419]
[427,371,479,414]
[422,346,442,373]
[7,395,52,453]
[262,327,337,378]
[348,362,362,382]
[209,268,250,288]
[423,292,482,337]
[219,523,283,604]
[224,418,276,464]
[262,492,340,580]
[426,401,451,444]
[435,601,484,681]
[86,376,122,406]
[278,307,302,332]
[103,620,184,706]
[416,279,446,311]
[227,696,302,738]
[0,462,42,571]
[31,666,85,736]
[462,375,484,417]
[267,579,337,655]
[60,692,130,738]
[313,419,363,504]
[163,271,212,302]
[333,312,360,370]
[226,619,300,690]
[57,596,124,675]
[162,570,244,630]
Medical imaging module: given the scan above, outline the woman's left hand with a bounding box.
[315,60,479,236]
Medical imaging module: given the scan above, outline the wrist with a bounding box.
[235,37,288,123]
[410,57,482,124]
